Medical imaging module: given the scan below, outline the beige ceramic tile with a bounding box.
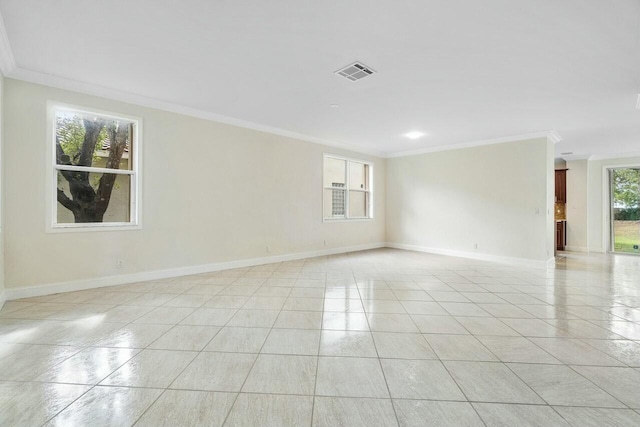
[226,310,280,327]
[424,334,498,361]
[553,407,640,427]
[476,336,561,364]
[444,361,544,404]
[36,347,139,385]
[171,352,257,392]
[373,332,436,359]
[394,400,484,427]
[148,325,220,351]
[316,356,389,398]
[132,306,195,324]
[472,403,570,427]
[581,339,640,367]
[205,327,269,353]
[282,297,324,311]
[224,393,313,427]
[0,344,82,381]
[322,312,370,331]
[242,354,317,394]
[319,330,377,357]
[180,308,238,326]
[508,363,625,407]
[44,386,162,427]
[410,315,469,334]
[100,349,196,388]
[274,310,323,329]
[0,381,90,426]
[262,329,321,355]
[454,316,519,336]
[381,359,465,400]
[529,338,625,366]
[367,313,419,332]
[313,397,398,427]
[135,390,236,427]
[323,298,365,312]
[571,366,640,409]
[91,323,173,348]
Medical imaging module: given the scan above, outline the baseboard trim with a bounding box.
[385,242,552,269]
[546,257,556,268]
[5,242,385,300]
[564,246,589,253]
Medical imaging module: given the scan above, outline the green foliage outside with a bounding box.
[611,169,639,253]
[612,168,639,209]
[613,221,640,253]
[56,113,111,189]
[614,208,640,221]
[56,114,107,165]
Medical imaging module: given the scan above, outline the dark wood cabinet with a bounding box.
[556,221,565,251]
[555,169,567,203]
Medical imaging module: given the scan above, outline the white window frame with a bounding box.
[604,164,640,254]
[46,102,142,232]
[323,153,374,222]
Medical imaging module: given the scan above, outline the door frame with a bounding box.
[604,165,640,255]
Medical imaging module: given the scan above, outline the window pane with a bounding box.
[56,110,133,170]
[324,188,346,218]
[323,157,346,187]
[349,191,368,218]
[56,171,131,224]
[612,168,640,254]
[349,162,367,190]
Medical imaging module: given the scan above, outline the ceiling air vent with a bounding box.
[335,61,376,81]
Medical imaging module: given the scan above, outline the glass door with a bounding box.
[610,167,640,254]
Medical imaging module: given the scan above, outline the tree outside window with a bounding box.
[52,107,139,228]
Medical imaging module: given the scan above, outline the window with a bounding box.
[49,105,141,230]
[323,154,373,220]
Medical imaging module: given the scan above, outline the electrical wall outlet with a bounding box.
[116,259,124,269]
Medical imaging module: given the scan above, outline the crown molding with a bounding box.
[9,67,565,161]
[0,8,16,76]
[589,151,640,161]
[7,67,387,158]
[548,130,563,144]
[560,154,592,161]
[385,131,561,158]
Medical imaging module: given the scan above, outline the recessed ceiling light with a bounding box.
[330,104,339,108]
[404,131,425,140]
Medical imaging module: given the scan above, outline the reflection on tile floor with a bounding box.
[1,248,640,426]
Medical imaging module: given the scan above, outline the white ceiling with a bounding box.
[1,0,639,158]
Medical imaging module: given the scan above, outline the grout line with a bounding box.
[219,264,302,426]
[359,269,402,427]
[1,249,639,425]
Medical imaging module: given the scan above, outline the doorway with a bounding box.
[609,167,640,254]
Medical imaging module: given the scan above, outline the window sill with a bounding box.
[47,223,142,233]
[323,218,374,223]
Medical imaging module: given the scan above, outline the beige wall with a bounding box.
[0,73,5,305]
[3,79,385,290]
[587,156,640,252]
[565,159,589,251]
[386,138,554,264]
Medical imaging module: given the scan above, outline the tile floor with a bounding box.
[1,249,640,426]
